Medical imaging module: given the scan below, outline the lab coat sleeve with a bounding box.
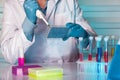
[73,0,96,36]
[0,1,34,64]
[66,0,96,36]
[66,0,96,49]
[75,3,96,49]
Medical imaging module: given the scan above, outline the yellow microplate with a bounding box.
[28,67,63,80]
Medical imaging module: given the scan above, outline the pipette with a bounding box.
[95,36,103,62]
[88,36,93,61]
[103,36,109,63]
[36,10,50,27]
[78,37,83,61]
[111,35,115,57]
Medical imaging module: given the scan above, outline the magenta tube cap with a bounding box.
[18,58,24,66]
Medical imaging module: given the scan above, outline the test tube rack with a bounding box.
[76,59,110,80]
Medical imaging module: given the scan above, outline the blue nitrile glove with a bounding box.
[107,44,120,80]
[63,23,89,48]
[23,0,40,24]
[23,0,47,24]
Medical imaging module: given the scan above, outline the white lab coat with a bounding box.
[0,0,96,64]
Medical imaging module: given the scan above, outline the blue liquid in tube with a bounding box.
[97,47,102,62]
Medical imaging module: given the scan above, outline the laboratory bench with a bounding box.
[0,61,109,80]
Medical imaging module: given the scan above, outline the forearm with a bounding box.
[22,17,36,41]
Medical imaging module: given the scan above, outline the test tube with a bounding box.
[88,36,93,61]
[111,35,115,57]
[18,37,24,66]
[78,37,83,61]
[104,36,109,63]
[18,47,24,66]
[95,36,103,62]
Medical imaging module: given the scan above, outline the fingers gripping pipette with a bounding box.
[36,10,50,27]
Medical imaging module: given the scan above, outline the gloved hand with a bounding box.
[23,0,41,24]
[63,23,89,48]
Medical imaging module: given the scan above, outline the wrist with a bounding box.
[28,17,37,24]
[22,17,36,41]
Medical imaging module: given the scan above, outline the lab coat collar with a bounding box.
[46,0,60,20]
